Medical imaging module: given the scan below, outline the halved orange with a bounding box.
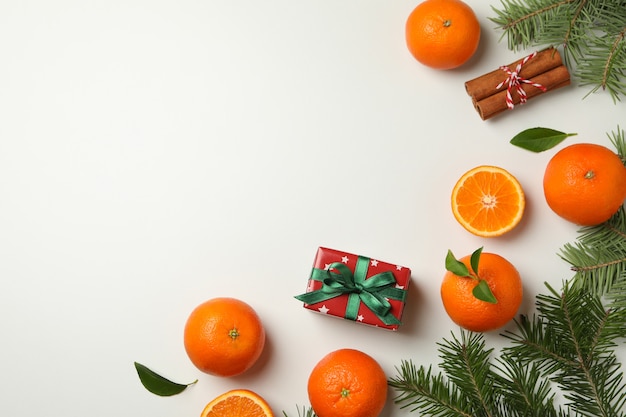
[200,389,274,417]
[451,165,525,237]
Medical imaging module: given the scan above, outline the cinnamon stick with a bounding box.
[473,65,570,120]
[465,48,564,102]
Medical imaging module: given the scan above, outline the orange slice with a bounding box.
[451,165,525,237]
[200,389,274,417]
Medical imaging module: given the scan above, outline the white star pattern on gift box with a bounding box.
[299,248,411,331]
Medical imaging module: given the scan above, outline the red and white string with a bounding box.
[496,52,547,109]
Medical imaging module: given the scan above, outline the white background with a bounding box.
[1,1,624,416]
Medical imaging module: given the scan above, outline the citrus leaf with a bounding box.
[510,127,577,152]
[445,250,470,277]
[134,362,197,396]
[470,247,483,275]
[473,280,498,304]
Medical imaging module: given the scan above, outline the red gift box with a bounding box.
[295,247,411,330]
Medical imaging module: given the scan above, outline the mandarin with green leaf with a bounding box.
[441,251,522,332]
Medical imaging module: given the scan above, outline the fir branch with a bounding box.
[561,231,626,296]
[579,25,626,102]
[609,126,626,164]
[503,311,580,375]
[389,361,475,417]
[390,284,626,417]
[500,284,626,417]
[491,357,564,416]
[490,0,573,51]
[390,330,567,417]
[559,0,589,63]
[497,0,570,33]
[603,275,626,310]
[436,332,497,415]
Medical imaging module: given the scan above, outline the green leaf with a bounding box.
[510,127,577,152]
[446,250,470,277]
[470,247,483,275]
[134,362,197,396]
[473,280,498,304]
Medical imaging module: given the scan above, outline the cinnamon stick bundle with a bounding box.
[465,48,571,120]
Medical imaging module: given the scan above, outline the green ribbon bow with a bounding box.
[294,256,406,326]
